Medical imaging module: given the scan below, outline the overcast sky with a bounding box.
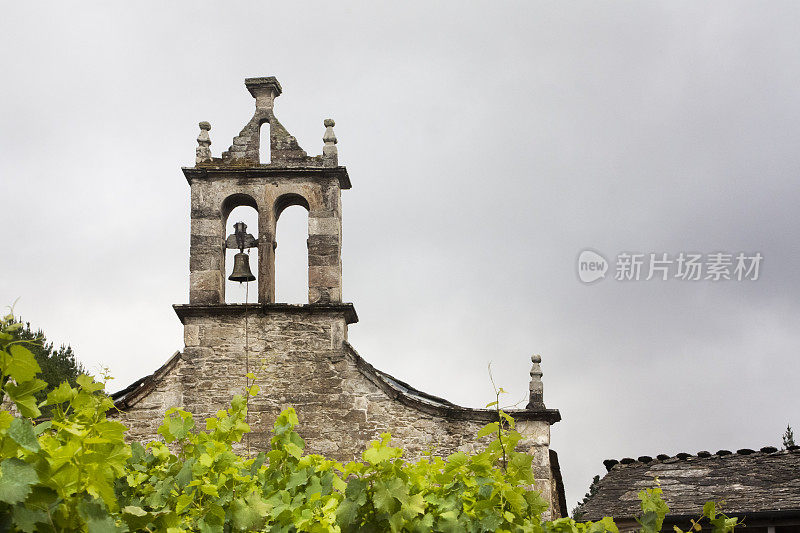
[2,2,799,509]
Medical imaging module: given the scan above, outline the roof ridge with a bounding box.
[603,445,798,471]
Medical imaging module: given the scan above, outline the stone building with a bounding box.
[110,76,567,518]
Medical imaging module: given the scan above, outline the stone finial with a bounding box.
[322,118,338,167]
[196,121,213,164]
[526,354,545,410]
[245,77,282,110]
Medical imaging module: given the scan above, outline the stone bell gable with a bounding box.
[110,77,567,519]
[187,76,346,306]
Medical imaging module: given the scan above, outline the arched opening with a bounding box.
[274,196,309,303]
[259,121,271,164]
[224,203,259,304]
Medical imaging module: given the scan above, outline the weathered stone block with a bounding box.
[190,252,221,272]
[191,206,219,219]
[191,234,222,249]
[184,325,200,347]
[517,420,550,447]
[326,287,341,302]
[189,289,221,305]
[309,217,340,236]
[308,254,338,266]
[309,266,340,288]
[191,218,222,237]
[331,321,346,347]
[191,270,223,293]
[307,235,339,256]
[308,287,322,303]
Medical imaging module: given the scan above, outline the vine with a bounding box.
[0,313,740,532]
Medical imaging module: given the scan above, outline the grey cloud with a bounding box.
[1,1,799,509]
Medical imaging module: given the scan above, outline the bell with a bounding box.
[229,252,256,282]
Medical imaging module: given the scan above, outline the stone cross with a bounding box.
[196,121,213,164]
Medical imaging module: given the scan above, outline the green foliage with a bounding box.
[636,487,670,533]
[0,312,130,530]
[0,313,741,532]
[571,475,600,520]
[783,424,795,449]
[7,318,85,416]
[673,501,739,533]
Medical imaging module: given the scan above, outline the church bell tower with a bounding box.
[172,77,357,422]
[184,76,350,306]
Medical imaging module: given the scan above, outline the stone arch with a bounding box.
[221,193,260,303]
[222,193,259,223]
[273,193,310,303]
[258,117,271,164]
[274,192,310,219]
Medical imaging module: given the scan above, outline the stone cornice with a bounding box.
[181,166,351,189]
[173,302,359,325]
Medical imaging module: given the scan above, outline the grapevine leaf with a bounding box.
[286,468,308,490]
[45,381,77,405]
[8,418,40,452]
[33,420,51,435]
[200,484,219,498]
[176,493,194,513]
[7,345,41,383]
[175,458,196,488]
[405,492,426,515]
[11,505,49,533]
[345,478,368,506]
[336,498,360,529]
[284,442,303,460]
[76,499,121,533]
[373,483,396,514]
[0,411,13,431]
[231,494,268,531]
[503,487,527,513]
[638,511,660,533]
[479,512,503,531]
[476,422,499,439]
[76,374,104,393]
[0,458,38,504]
[5,380,47,418]
[121,506,155,531]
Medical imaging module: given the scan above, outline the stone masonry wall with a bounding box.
[113,308,558,517]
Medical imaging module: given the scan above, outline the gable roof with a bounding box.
[110,350,181,410]
[344,342,561,424]
[580,447,800,522]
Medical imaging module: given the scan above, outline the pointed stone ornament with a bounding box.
[220,77,312,165]
[322,118,338,167]
[196,121,213,164]
[526,353,545,409]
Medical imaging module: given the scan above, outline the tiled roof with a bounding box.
[580,446,800,521]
